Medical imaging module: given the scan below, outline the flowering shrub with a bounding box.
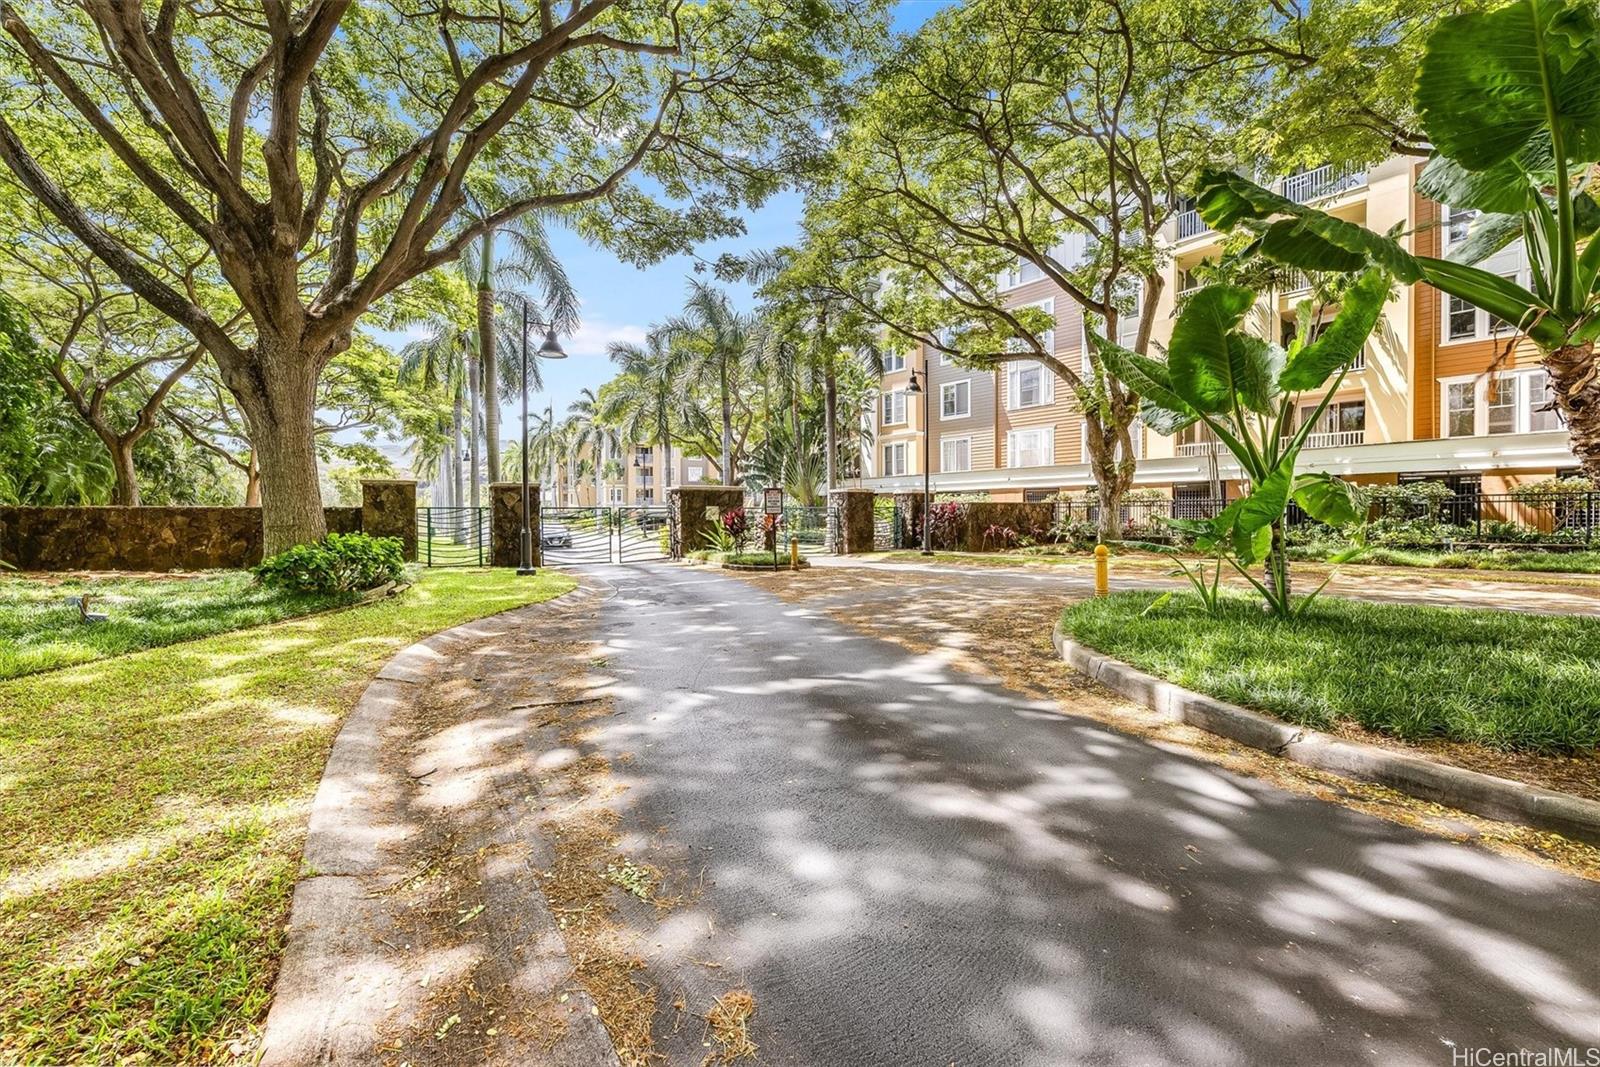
[982,523,1019,549]
[721,506,750,546]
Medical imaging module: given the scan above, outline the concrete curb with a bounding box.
[1052,623,1600,846]
[260,585,620,1067]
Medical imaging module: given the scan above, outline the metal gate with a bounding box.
[782,504,832,554]
[540,505,671,564]
[417,506,489,566]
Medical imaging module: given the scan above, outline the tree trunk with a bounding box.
[1084,416,1135,543]
[478,279,500,483]
[452,384,465,509]
[824,354,838,497]
[467,353,482,508]
[244,451,261,507]
[237,358,326,554]
[720,363,733,485]
[1546,342,1600,479]
[103,433,141,506]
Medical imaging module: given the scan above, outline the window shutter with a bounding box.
[1041,366,1055,405]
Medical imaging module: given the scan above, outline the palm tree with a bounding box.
[657,280,753,482]
[462,211,579,490]
[569,386,620,508]
[603,336,685,502]
[398,319,472,508]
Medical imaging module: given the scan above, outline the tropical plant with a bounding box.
[254,533,404,595]
[464,213,579,486]
[1092,267,1390,616]
[602,336,686,497]
[1192,0,1600,478]
[657,281,754,482]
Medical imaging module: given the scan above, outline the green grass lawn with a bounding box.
[881,546,1600,577]
[0,573,358,681]
[0,568,575,1064]
[1062,591,1600,754]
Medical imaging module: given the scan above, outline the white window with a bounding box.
[1007,427,1055,468]
[941,435,972,472]
[883,351,906,373]
[687,464,704,482]
[1446,381,1476,437]
[883,441,908,476]
[1441,369,1563,437]
[1529,369,1564,431]
[1178,266,1202,292]
[608,487,625,504]
[1001,260,1044,290]
[1442,271,1522,343]
[1006,361,1054,409]
[1443,205,1478,253]
[880,389,907,426]
[941,379,971,419]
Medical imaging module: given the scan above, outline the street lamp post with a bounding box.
[512,296,566,576]
[906,355,934,556]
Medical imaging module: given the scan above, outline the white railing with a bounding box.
[1347,349,1366,372]
[1283,270,1312,295]
[1276,164,1367,205]
[1177,208,1209,239]
[1300,429,1366,449]
[1176,440,1221,456]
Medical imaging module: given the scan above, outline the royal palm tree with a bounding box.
[462,211,579,490]
[569,386,620,508]
[398,319,472,509]
[603,336,685,501]
[657,280,754,483]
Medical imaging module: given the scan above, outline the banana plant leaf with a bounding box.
[1292,471,1360,526]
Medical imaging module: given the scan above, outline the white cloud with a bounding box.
[558,318,648,360]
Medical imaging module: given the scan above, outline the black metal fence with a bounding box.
[417,506,489,566]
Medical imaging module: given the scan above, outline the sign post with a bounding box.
[764,488,783,567]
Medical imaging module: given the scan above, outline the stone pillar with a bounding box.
[489,481,542,568]
[894,492,925,549]
[361,479,418,561]
[829,488,876,554]
[668,485,744,558]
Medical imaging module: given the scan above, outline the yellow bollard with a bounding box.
[1094,543,1110,596]
[790,536,801,570]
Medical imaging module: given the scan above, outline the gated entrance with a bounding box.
[417,506,489,567]
[541,505,672,564]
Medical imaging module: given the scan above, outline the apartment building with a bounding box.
[858,157,1579,502]
[551,440,715,508]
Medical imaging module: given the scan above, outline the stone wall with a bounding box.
[668,485,745,558]
[488,481,542,569]
[830,489,876,554]
[362,480,418,561]
[901,499,1056,552]
[1,505,359,572]
[0,480,411,572]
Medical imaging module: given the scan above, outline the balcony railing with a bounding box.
[1275,164,1367,205]
[1300,428,1366,449]
[1176,440,1221,457]
[1177,208,1209,239]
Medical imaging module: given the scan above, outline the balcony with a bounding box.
[1176,440,1221,457]
[1177,208,1209,240]
[1274,163,1367,205]
[1293,429,1366,449]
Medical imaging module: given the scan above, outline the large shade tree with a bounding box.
[801,0,1257,539]
[0,0,881,550]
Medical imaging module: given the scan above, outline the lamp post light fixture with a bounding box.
[515,297,566,576]
[905,357,934,557]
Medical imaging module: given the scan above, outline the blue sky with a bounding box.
[449,0,953,444]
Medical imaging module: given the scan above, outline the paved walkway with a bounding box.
[583,564,1600,1066]
[812,555,1600,616]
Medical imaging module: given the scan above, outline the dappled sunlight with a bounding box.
[573,563,1600,1064]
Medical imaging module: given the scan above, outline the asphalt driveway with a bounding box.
[580,563,1600,1067]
